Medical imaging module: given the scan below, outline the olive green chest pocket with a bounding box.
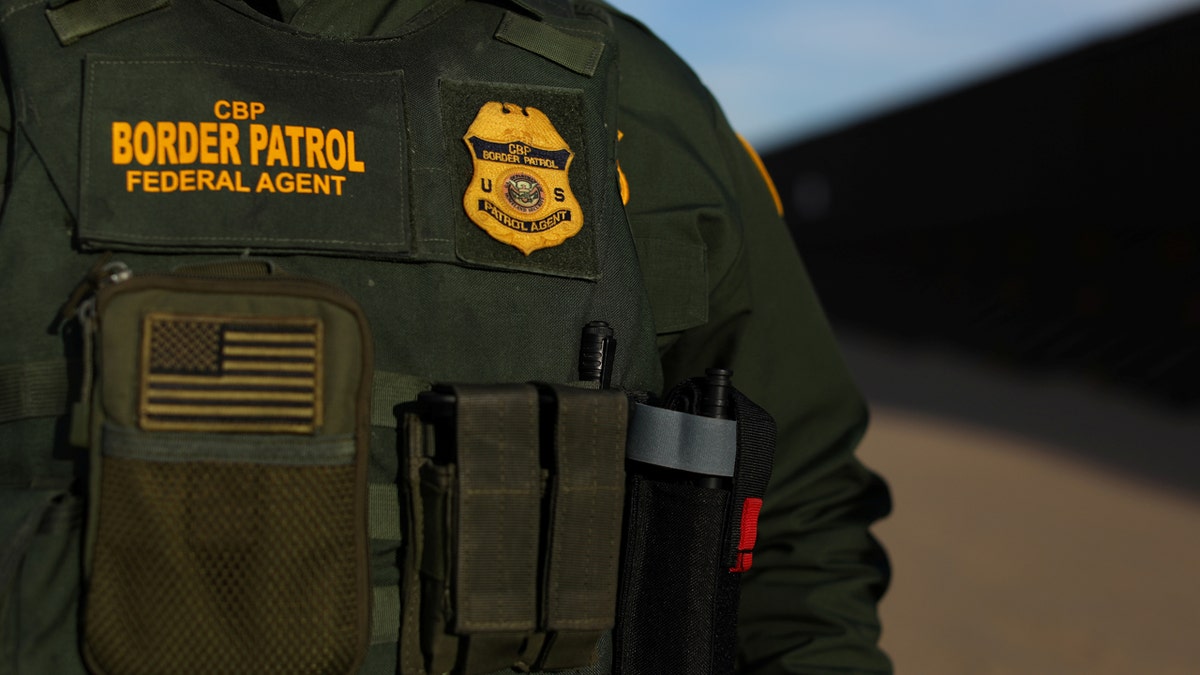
[81,273,373,675]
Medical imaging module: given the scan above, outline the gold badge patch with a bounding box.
[462,102,583,255]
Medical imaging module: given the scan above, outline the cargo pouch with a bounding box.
[79,269,373,675]
[614,378,776,675]
[403,384,627,675]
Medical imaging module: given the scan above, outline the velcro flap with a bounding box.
[46,0,170,46]
[534,385,626,669]
[494,11,605,77]
[451,384,542,633]
[541,385,625,631]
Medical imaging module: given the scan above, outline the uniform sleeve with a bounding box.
[610,12,893,674]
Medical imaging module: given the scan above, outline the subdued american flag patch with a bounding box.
[138,313,324,433]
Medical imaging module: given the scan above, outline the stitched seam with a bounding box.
[0,0,41,26]
[80,231,408,246]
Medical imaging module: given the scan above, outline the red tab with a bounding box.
[730,497,763,573]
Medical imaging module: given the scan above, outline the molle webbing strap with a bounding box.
[371,370,431,427]
[369,483,402,542]
[399,414,426,675]
[44,0,170,46]
[535,385,626,670]
[169,259,276,278]
[0,359,71,425]
[494,11,605,77]
[370,585,401,645]
[363,362,426,663]
[367,481,402,644]
[452,384,542,633]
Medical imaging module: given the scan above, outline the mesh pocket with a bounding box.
[85,456,361,675]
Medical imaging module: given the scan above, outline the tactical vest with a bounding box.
[0,0,669,672]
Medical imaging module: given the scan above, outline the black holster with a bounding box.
[614,377,777,675]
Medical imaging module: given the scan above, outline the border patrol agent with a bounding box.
[0,0,892,673]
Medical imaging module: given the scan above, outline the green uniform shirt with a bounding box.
[600,13,895,675]
[0,1,891,673]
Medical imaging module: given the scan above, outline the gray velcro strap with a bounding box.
[535,386,626,668]
[368,483,402,542]
[495,11,605,77]
[371,370,430,428]
[625,403,738,477]
[370,584,401,645]
[0,359,71,425]
[45,0,170,46]
[453,384,541,633]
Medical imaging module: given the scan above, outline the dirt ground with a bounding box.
[857,405,1200,674]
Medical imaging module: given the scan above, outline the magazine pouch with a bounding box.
[405,383,627,675]
[79,265,372,675]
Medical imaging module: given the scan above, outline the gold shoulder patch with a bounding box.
[617,129,630,206]
[737,133,784,217]
[463,102,583,255]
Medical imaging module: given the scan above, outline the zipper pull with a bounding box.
[58,255,134,326]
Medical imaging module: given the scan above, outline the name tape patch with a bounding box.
[81,59,408,256]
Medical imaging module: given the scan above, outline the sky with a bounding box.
[607,0,1200,150]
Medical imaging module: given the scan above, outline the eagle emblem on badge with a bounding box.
[463,102,583,255]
